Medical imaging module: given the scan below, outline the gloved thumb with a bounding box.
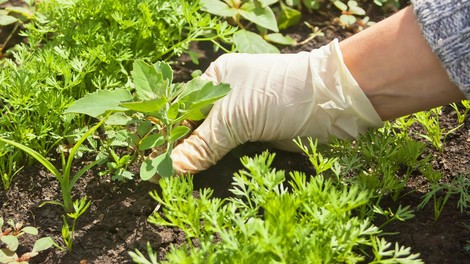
[171,56,237,174]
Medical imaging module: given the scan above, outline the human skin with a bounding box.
[340,6,466,121]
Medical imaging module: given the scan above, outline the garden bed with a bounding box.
[1,0,469,263]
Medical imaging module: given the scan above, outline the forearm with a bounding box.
[340,6,466,121]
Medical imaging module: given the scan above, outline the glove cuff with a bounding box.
[313,38,384,140]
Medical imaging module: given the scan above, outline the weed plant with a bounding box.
[0,217,55,263]
[66,60,230,180]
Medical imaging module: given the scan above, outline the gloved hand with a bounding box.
[171,39,383,175]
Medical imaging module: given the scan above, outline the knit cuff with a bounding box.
[411,0,470,98]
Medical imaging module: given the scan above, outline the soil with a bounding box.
[1,1,469,263]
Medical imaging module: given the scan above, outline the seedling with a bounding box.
[0,217,55,264]
[201,0,298,52]
[414,107,462,151]
[333,0,366,27]
[65,60,230,180]
[0,117,108,213]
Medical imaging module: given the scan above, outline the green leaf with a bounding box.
[6,6,33,19]
[233,30,280,54]
[120,97,167,113]
[32,237,54,252]
[348,1,366,15]
[0,15,18,26]
[200,0,238,17]
[155,61,173,85]
[239,2,278,32]
[21,226,38,235]
[264,33,297,45]
[64,89,132,118]
[0,137,61,180]
[105,112,132,126]
[169,126,191,143]
[140,152,173,180]
[0,248,16,262]
[132,60,168,100]
[139,133,165,151]
[334,0,348,11]
[258,0,278,7]
[278,3,301,30]
[175,82,231,121]
[1,235,19,251]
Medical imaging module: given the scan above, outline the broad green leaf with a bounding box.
[1,235,19,251]
[132,60,168,100]
[140,152,173,180]
[233,30,280,54]
[120,97,166,113]
[200,0,238,17]
[32,237,55,252]
[175,77,210,102]
[64,89,132,118]
[278,3,301,30]
[169,126,191,143]
[139,133,165,150]
[239,2,278,32]
[21,226,39,235]
[0,15,17,26]
[264,33,297,45]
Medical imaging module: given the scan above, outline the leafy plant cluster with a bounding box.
[0,0,237,190]
[130,150,422,263]
[65,60,231,180]
[200,0,403,53]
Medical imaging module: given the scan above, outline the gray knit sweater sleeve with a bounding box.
[411,0,469,98]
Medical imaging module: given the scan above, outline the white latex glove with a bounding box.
[171,39,383,174]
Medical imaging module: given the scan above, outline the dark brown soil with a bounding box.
[1,1,469,263]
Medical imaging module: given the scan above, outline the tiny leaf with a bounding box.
[1,235,19,251]
[264,33,297,45]
[169,126,191,143]
[139,133,165,151]
[21,226,38,235]
[140,152,173,180]
[0,15,18,26]
[278,3,301,30]
[32,237,54,252]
